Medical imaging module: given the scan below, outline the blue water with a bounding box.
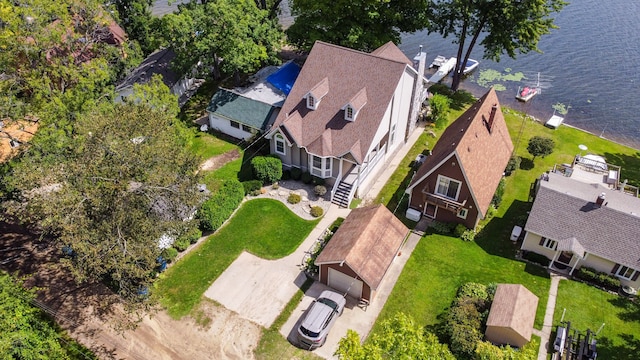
[398,0,640,149]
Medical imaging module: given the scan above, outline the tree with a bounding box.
[429,93,451,129]
[110,0,160,54]
[4,99,202,303]
[427,0,566,91]
[0,272,86,359]
[527,135,555,161]
[335,312,455,359]
[287,0,428,52]
[160,0,283,82]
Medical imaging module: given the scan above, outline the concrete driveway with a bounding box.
[279,233,421,359]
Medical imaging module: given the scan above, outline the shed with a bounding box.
[485,284,539,348]
[207,89,278,140]
[315,204,409,302]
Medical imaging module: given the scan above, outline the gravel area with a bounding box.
[252,180,332,220]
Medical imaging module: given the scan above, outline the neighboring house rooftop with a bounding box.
[0,118,39,163]
[270,41,414,164]
[407,88,514,217]
[116,48,180,97]
[315,204,409,290]
[206,89,276,131]
[486,284,538,344]
[233,61,300,107]
[526,171,640,269]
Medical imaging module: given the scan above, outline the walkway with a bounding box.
[532,273,564,360]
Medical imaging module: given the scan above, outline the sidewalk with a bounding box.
[533,273,563,360]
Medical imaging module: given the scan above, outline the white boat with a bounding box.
[429,55,447,68]
[545,114,564,129]
[463,59,479,74]
[428,57,456,83]
[515,86,539,102]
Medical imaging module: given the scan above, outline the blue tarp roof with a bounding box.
[266,61,301,95]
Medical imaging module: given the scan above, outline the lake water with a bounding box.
[153,0,640,149]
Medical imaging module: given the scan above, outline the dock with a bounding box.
[428,57,456,83]
[545,114,564,129]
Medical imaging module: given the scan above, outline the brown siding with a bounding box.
[319,263,372,301]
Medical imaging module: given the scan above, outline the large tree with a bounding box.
[4,84,201,302]
[287,0,429,52]
[110,0,159,54]
[160,0,283,82]
[428,0,566,91]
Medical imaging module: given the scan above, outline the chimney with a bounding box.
[487,105,497,132]
[595,192,606,207]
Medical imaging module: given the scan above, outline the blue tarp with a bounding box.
[267,61,301,95]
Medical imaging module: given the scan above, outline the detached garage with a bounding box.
[315,205,409,303]
[485,284,539,348]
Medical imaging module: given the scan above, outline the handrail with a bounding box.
[330,172,343,203]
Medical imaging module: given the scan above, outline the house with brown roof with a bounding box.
[404,88,514,229]
[315,204,409,302]
[485,284,538,348]
[266,41,428,207]
[520,169,640,289]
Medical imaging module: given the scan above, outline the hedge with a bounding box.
[242,180,262,195]
[575,266,621,291]
[251,155,282,184]
[197,180,244,232]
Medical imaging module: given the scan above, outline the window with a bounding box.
[242,124,252,132]
[230,120,240,129]
[275,134,285,155]
[310,155,331,178]
[457,208,468,219]
[390,123,397,145]
[435,175,461,200]
[539,237,557,250]
[616,265,637,280]
[345,106,354,120]
[307,95,315,109]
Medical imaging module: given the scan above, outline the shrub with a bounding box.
[312,176,325,186]
[173,238,190,252]
[454,224,468,237]
[522,251,551,266]
[457,283,488,301]
[161,247,179,262]
[450,324,482,359]
[314,185,327,196]
[251,189,262,196]
[290,167,302,180]
[288,193,301,204]
[575,267,621,291]
[271,183,280,190]
[179,227,202,245]
[491,178,506,208]
[505,155,521,175]
[527,136,555,160]
[281,169,291,180]
[431,221,455,234]
[242,180,262,195]
[461,229,476,242]
[197,180,244,232]
[250,155,282,184]
[301,171,312,184]
[310,206,324,217]
[429,93,452,129]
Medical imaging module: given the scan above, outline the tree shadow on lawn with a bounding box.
[597,334,640,360]
[475,199,532,259]
[608,296,640,323]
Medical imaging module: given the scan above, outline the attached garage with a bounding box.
[485,284,539,348]
[315,204,409,303]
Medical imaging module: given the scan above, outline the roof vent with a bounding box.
[595,192,605,207]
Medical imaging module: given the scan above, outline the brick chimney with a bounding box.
[595,192,606,207]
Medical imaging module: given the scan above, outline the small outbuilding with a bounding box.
[315,204,409,302]
[485,284,539,348]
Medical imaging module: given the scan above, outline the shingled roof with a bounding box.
[486,284,538,344]
[270,41,414,164]
[206,89,276,131]
[315,205,409,290]
[526,172,640,270]
[407,88,513,217]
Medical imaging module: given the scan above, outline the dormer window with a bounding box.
[306,77,329,111]
[343,88,367,122]
[345,106,354,121]
[307,95,316,110]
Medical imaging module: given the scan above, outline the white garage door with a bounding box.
[328,267,363,299]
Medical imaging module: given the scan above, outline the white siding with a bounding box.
[209,114,253,140]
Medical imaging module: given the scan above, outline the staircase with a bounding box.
[331,181,353,208]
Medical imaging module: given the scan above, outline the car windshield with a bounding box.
[317,297,338,311]
[299,326,320,338]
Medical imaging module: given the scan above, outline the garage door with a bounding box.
[328,268,363,299]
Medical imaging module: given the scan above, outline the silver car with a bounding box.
[297,290,346,349]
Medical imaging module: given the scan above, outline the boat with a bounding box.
[463,59,479,74]
[516,86,538,102]
[429,55,447,68]
[428,57,456,83]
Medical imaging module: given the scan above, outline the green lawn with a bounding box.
[155,198,319,318]
[188,130,238,160]
[553,280,640,360]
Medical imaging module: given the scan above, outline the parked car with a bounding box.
[297,290,346,349]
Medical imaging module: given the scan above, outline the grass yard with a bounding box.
[155,199,319,318]
[188,130,238,160]
[553,280,640,360]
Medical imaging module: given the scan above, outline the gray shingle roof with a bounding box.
[206,89,276,131]
[526,174,640,269]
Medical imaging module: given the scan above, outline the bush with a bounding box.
[288,193,301,204]
[450,324,482,359]
[312,176,325,186]
[179,226,202,245]
[454,224,468,237]
[161,247,179,262]
[505,155,521,175]
[429,93,452,129]
[461,229,476,242]
[314,185,327,196]
[457,283,488,301]
[575,267,621,291]
[290,167,302,180]
[281,169,291,180]
[251,155,282,184]
[301,171,312,184]
[271,183,279,190]
[310,206,324,217]
[522,251,551,266]
[431,221,455,234]
[197,180,244,232]
[527,136,555,160]
[242,180,263,195]
[173,238,190,252]
[491,178,506,208]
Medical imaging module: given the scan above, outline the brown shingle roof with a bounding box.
[315,205,409,290]
[407,88,514,217]
[486,284,538,341]
[270,41,413,164]
[370,41,413,65]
